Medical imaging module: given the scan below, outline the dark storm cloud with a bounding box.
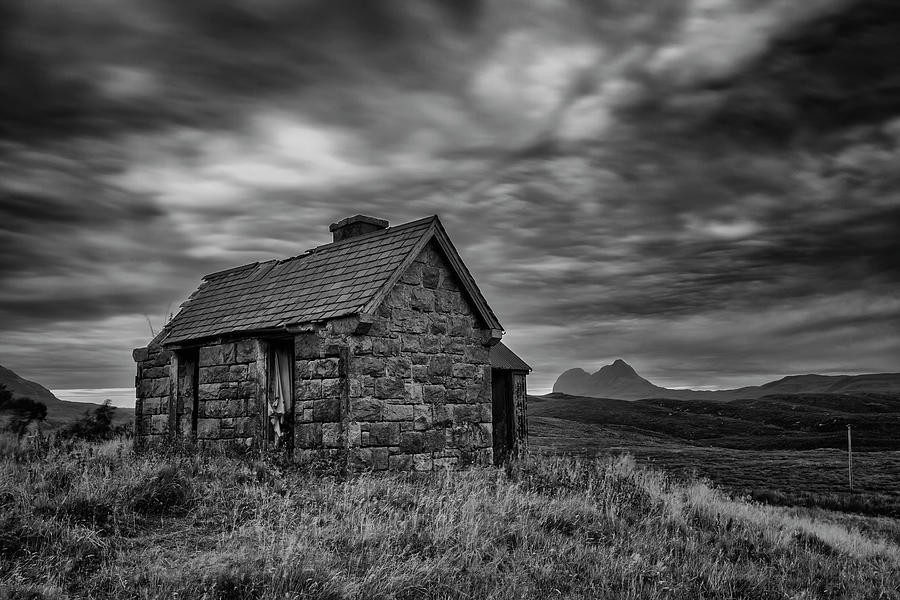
[0,0,489,146]
[700,0,900,142]
[0,185,204,325]
[1,0,898,395]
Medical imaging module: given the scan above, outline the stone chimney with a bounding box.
[329,215,389,242]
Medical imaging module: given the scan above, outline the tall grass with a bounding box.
[1,434,898,599]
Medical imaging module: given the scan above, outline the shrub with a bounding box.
[130,464,193,515]
[0,384,46,437]
[61,400,127,442]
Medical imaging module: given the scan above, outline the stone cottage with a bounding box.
[133,215,531,471]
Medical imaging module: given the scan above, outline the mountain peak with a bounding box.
[551,358,666,398]
[610,358,632,370]
[560,367,590,376]
[594,358,645,383]
[552,358,900,401]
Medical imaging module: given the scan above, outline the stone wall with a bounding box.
[132,343,173,446]
[195,340,263,450]
[134,339,265,450]
[298,240,494,472]
[293,336,348,465]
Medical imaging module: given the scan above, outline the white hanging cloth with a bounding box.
[268,347,292,440]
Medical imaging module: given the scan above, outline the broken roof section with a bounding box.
[161,215,502,346]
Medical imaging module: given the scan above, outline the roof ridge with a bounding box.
[202,262,260,281]
[308,215,437,253]
[201,217,438,282]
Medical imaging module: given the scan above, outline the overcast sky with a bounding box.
[1,0,898,400]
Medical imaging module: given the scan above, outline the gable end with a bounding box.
[361,217,502,333]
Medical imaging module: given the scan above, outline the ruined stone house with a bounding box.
[133,215,530,471]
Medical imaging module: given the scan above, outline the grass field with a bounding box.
[532,392,900,450]
[2,434,899,599]
[529,393,900,519]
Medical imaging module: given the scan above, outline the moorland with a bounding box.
[529,391,900,518]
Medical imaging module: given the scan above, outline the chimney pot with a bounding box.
[329,215,389,242]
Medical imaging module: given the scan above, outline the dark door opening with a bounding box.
[177,348,199,438]
[267,339,295,450]
[492,368,515,465]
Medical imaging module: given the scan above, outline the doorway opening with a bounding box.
[177,348,199,438]
[491,368,516,465]
[267,339,295,450]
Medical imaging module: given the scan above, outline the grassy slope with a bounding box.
[529,393,900,517]
[1,436,899,599]
[35,401,134,429]
[0,365,131,427]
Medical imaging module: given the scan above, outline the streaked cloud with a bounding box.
[1,0,898,395]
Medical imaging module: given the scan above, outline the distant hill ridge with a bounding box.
[0,364,117,424]
[553,360,900,401]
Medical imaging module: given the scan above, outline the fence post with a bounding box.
[847,424,853,492]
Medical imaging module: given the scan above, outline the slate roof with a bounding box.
[490,342,532,372]
[161,215,502,345]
